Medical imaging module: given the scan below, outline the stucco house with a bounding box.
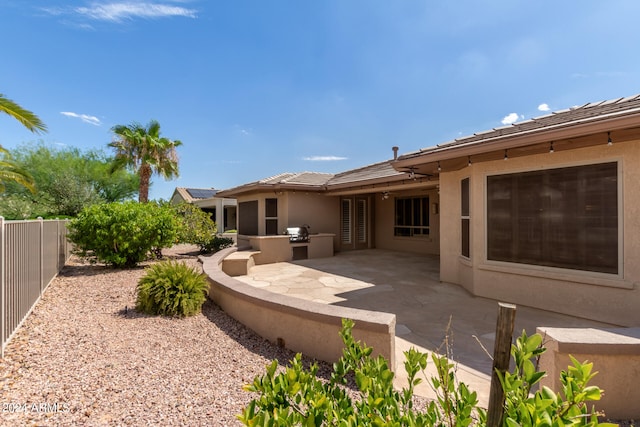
[217,94,640,327]
[170,187,237,232]
[216,159,439,255]
[394,94,640,327]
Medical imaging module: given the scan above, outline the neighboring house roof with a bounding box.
[171,187,219,203]
[394,93,640,172]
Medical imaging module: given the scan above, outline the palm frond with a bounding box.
[0,93,48,134]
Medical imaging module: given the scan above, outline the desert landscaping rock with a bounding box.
[1,245,630,426]
[0,245,306,426]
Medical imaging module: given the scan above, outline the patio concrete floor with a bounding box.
[233,249,617,407]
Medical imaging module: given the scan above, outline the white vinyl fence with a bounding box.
[1,217,71,357]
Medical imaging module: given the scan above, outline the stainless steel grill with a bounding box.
[286,225,309,243]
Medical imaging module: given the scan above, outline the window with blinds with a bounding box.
[357,199,367,243]
[394,197,429,237]
[341,199,352,244]
[461,178,470,258]
[487,162,618,274]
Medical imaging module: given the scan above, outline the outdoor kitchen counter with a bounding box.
[295,233,335,260]
[238,233,336,264]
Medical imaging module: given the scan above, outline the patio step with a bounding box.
[221,250,260,276]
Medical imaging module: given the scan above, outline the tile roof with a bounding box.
[259,172,334,186]
[327,160,404,186]
[217,164,413,196]
[399,93,640,159]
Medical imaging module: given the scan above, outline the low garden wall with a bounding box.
[201,247,396,367]
[537,326,640,420]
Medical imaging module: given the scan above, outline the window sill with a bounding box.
[478,262,634,290]
[458,256,472,267]
[393,236,433,242]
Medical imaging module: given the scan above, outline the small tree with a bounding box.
[109,120,181,203]
[68,201,179,267]
[0,143,139,219]
[172,202,217,249]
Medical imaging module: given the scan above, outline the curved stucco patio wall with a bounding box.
[200,248,396,368]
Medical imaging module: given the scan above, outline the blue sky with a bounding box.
[2,1,640,201]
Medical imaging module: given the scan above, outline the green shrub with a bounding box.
[67,201,179,267]
[135,260,208,317]
[238,319,614,427]
[200,236,235,254]
[172,202,218,252]
[499,331,613,427]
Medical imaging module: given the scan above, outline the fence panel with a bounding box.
[1,218,70,357]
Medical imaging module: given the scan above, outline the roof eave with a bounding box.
[216,182,326,198]
[394,109,640,169]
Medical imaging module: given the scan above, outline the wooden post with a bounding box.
[487,302,516,427]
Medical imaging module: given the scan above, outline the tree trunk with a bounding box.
[138,163,152,203]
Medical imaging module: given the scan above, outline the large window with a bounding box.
[487,162,618,274]
[394,197,429,237]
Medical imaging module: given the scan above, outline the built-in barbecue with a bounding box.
[286,225,310,243]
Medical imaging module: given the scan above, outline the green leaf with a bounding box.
[582,385,601,401]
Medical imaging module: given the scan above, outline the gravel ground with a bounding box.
[1,245,633,426]
[0,245,304,426]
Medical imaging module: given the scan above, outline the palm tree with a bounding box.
[0,93,47,134]
[0,93,46,193]
[0,146,35,193]
[109,120,182,203]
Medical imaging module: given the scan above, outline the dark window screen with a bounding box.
[461,178,470,258]
[265,198,278,235]
[487,162,618,274]
[265,198,278,217]
[238,201,258,236]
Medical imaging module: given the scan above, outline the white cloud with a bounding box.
[76,3,197,22]
[303,156,348,161]
[45,2,197,23]
[60,111,102,126]
[501,113,520,125]
[233,125,253,136]
[538,103,550,112]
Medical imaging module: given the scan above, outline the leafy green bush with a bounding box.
[135,260,209,317]
[172,202,217,252]
[499,331,613,427]
[68,201,179,267]
[200,236,235,253]
[239,319,613,427]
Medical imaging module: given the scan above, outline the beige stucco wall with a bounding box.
[439,140,640,326]
[286,192,340,242]
[203,248,396,368]
[236,192,339,244]
[374,188,441,255]
[537,327,640,419]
